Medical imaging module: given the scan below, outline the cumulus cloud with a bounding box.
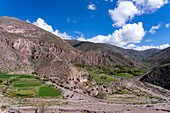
[126,44,136,49]
[165,23,170,28]
[33,18,53,32]
[109,1,139,27]
[146,0,168,10]
[87,4,97,10]
[149,24,161,34]
[80,22,145,47]
[132,0,169,13]
[31,18,168,51]
[26,19,30,23]
[74,31,86,41]
[33,18,72,39]
[133,44,169,50]
[109,0,168,27]
[53,30,72,39]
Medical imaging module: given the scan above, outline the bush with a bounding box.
[64,86,70,89]
[74,63,84,68]
[0,80,3,83]
[95,91,106,99]
[1,105,7,109]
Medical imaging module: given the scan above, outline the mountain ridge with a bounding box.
[66,39,161,60]
[0,16,141,79]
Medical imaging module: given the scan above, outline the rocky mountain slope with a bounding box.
[101,43,160,60]
[141,63,170,90]
[0,16,141,79]
[0,17,83,80]
[144,47,170,65]
[141,47,170,89]
[66,40,160,60]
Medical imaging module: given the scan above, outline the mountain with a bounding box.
[66,40,160,60]
[65,40,146,68]
[0,16,140,79]
[144,47,170,65]
[65,40,130,60]
[141,47,170,89]
[100,43,160,60]
[0,16,83,80]
[141,63,170,90]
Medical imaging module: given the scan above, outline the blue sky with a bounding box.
[0,0,170,50]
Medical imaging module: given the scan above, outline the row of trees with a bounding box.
[74,63,144,76]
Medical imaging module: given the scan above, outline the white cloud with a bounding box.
[33,18,53,32]
[146,39,152,42]
[134,44,169,50]
[80,22,145,47]
[132,0,146,5]
[31,18,169,51]
[126,44,136,49]
[109,1,139,27]
[149,24,161,34]
[165,23,170,28]
[53,30,72,39]
[105,0,114,2]
[26,19,30,23]
[74,31,86,41]
[147,0,168,9]
[74,31,82,35]
[87,4,97,10]
[132,0,169,13]
[33,18,72,39]
[108,0,168,27]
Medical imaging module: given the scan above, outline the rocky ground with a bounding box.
[0,78,169,113]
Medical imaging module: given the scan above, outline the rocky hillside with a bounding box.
[99,43,160,60]
[141,63,170,90]
[141,47,170,89]
[65,40,130,61]
[0,17,83,80]
[144,47,170,65]
[0,16,141,79]
[66,40,160,60]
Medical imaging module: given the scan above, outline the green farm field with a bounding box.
[0,74,62,98]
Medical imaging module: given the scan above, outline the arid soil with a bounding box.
[1,79,169,113]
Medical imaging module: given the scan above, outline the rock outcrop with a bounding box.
[141,64,170,90]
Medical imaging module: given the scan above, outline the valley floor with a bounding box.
[0,78,170,113]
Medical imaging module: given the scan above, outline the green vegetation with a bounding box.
[0,74,62,98]
[113,90,130,94]
[93,74,118,84]
[12,90,34,97]
[116,73,134,78]
[39,86,62,98]
[75,63,144,78]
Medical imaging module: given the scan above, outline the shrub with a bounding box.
[0,80,3,83]
[95,91,106,99]
[64,86,70,89]
[1,105,7,109]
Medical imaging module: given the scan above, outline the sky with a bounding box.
[0,0,170,50]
